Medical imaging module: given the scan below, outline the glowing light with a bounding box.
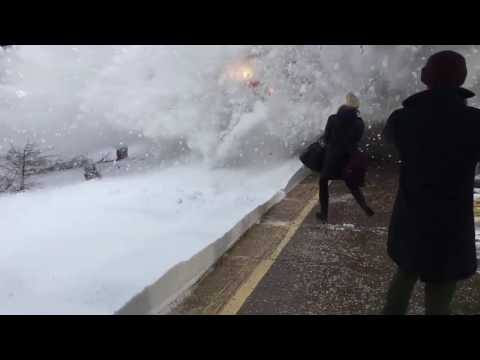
[224,63,255,82]
[241,67,253,80]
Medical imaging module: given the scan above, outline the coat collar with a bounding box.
[403,87,475,107]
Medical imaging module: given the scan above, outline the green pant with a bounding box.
[383,268,457,315]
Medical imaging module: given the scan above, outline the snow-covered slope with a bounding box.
[0,159,301,314]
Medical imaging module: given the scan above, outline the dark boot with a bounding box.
[318,177,329,223]
[347,182,374,217]
[364,206,375,217]
[316,209,328,223]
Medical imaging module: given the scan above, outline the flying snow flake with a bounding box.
[382,57,389,68]
[15,90,27,98]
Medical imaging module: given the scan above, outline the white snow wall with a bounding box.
[1,45,480,167]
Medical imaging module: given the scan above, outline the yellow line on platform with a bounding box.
[219,193,319,315]
[474,198,480,219]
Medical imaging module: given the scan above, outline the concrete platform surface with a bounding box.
[172,167,480,315]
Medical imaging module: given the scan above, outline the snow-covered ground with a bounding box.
[0,160,301,314]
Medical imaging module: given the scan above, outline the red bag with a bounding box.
[343,150,368,187]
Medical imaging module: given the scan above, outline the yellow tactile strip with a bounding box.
[219,194,319,315]
[475,197,480,221]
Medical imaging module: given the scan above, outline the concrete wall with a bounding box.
[116,165,311,315]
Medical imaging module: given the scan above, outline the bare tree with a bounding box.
[0,170,15,192]
[0,151,19,193]
[0,142,54,192]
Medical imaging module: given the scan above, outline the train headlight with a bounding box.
[225,63,255,82]
[241,66,254,80]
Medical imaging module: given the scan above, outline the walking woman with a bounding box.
[317,93,374,223]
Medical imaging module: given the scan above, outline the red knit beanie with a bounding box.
[421,50,467,88]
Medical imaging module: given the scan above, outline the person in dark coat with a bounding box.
[383,50,480,315]
[317,93,375,223]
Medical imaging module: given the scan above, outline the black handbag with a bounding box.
[299,139,326,172]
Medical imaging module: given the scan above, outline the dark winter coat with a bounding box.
[384,87,480,282]
[321,107,365,180]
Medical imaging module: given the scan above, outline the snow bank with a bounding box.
[0,160,301,314]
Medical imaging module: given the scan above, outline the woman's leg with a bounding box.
[345,180,374,216]
[425,281,457,315]
[383,268,419,315]
[317,177,329,222]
